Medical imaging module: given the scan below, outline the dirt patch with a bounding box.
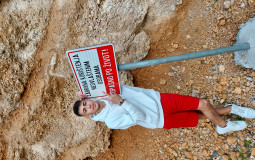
[94,0,255,159]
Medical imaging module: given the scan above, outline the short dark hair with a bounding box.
[73,100,82,116]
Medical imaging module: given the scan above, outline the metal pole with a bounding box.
[118,43,250,71]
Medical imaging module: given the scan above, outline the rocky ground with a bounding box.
[94,0,255,160]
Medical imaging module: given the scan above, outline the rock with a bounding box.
[192,89,200,97]
[186,35,192,39]
[232,78,239,83]
[221,155,230,160]
[219,19,226,26]
[169,147,178,157]
[184,151,193,159]
[160,79,167,85]
[167,48,175,52]
[173,43,179,48]
[246,77,253,81]
[240,2,245,8]
[214,83,224,92]
[248,0,255,6]
[219,75,229,85]
[233,87,242,94]
[219,65,225,72]
[227,136,238,144]
[223,94,228,99]
[170,5,176,11]
[214,25,219,33]
[182,142,188,148]
[239,140,245,146]
[251,148,255,156]
[168,72,175,76]
[250,96,255,107]
[144,1,182,30]
[211,151,218,159]
[181,67,186,73]
[223,1,231,9]
[230,152,238,160]
[125,31,151,63]
[202,150,209,157]
[224,144,229,150]
[213,132,218,139]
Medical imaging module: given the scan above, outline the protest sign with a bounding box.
[66,43,120,98]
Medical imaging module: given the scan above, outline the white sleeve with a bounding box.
[105,100,145,129]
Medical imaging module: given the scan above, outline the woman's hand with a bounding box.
[77,91,88,100]
[102,91,123,105]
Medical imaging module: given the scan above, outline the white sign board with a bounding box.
[66,43,120,98]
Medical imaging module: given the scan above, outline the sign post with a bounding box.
[66,43,120,98]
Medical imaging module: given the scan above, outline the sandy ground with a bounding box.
[93,0,255,159]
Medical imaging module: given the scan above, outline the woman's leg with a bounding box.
[197,99,227,127]
[198,106,231,119]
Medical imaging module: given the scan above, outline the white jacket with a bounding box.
[91,84,164,129]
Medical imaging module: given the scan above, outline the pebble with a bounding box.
[248,0,255,5]
[240,2,245,8]
[170,5,176,11]
[219,65,225,72]
[223,1,231,9]
[250,96,255,107]
[214,83,224,92]
[184,151,193,159]
[213,132,218,139]
[221,155,230,160]
[173,43,179,48]
[227,136,238,144]
[239,140,245,146]
[220,99,225,104]
[219,19,226,26]
[181,67,185,73]
[202,150,209,157]
[246,77,253,81]
[160,79,167,85]
[232,78,239,83]
[224,144,229,150]
[233,87,242,94]
[251,148,255,156]
[192,89,200,97]
[186,35,191,39]
[169,147,178,156]
[230,152,237,160]
[168,72,175,76]
[219,75,228,85]
[222,94,228,99]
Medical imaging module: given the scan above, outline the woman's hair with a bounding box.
[73,100,82,116]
